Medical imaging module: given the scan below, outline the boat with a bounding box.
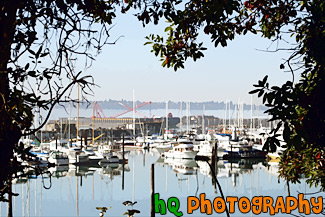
[99,154,120,165]
[27,151,50,167]
[223,140,267,159]
[196,140,214,157]
[116,136,136,146]
[48,151,69,165]
[82,147,96,156]
[68,148,89,165]
[164,141,198,159]
[49,139,69,152]
[95,142,118,158]
[155,142,173,155]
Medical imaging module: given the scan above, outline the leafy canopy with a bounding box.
[123,0,325,189]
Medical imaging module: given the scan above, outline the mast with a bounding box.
[166,101,168,134]
[186,102,189,134]
[250,95,253,133]
[228,101,231,130]
[202,104,205,135]
[77,84,80,142]
[68,103,71,145]
[92,102,95,146]
[180,102,182,133]
[224,100,227,133]
[237,99,239,129]
[60,118,62,141]
[133,90,135,138]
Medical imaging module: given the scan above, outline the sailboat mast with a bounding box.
[92,102,95,146]
[77,84,80,142]
[224,100,227,133]
[133,90,135,138]
[68,103,71,144]
[202,104,205,134]
[180,102,182,133]
[166,101,168,134]
[186,102,189,134]
[250,95,253,133]
[228,101,231,130]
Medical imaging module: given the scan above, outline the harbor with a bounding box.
[5,96,321,217]
[4,103,321,216]
[1,0,324,216]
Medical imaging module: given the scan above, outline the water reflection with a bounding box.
[1,149,322,217]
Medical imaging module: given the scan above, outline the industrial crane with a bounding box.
[92,102,106,118]
[110,101,152,118]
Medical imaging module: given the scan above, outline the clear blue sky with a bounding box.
[82,11,295,104]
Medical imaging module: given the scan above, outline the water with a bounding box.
[46,108,268,120]
[1,150,322,217]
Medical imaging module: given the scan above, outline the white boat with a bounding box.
[214,134,231,150]
[99,154,120,165]
[48,151,69,165]
[196,140,214,157]
[164,141,198,159]
[155,142,173,154]
[116,136,136,146]
[68,149,89,165]
[95,142,119,158]
[82,147,96,156]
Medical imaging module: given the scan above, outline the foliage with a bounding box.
[2,0,120,134]
[96,206,112,217]
[0,0,324,205]
[252,73,324,190]
[0,0,121,203]
[122,0,325,189]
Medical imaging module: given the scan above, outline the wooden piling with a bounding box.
[84,130,87,148]
[55,135,58,150]
[211,147,215,171]
[214,141,218,161]
[151,164,155,217]
[80,136,83,150]
[122,132,125,161]
[8,180,12,217]
[214,141,218,174]
[122,164,125,190]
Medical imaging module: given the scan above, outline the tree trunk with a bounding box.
[0,0,21,191]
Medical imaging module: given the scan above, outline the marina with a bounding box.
[9,98,318,217]
[1,0,323,216]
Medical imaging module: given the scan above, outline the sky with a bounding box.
[74,10,296,105]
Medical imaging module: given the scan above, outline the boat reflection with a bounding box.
[4,150,320,217]
[48,165,69,178]
[156,156,272,189]
[164,158,198,175]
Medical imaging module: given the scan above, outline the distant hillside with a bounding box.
[57,99,266,111]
